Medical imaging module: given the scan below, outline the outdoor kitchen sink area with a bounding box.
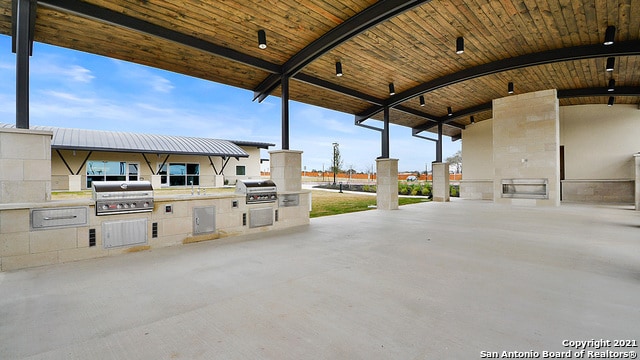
[0,182,310,271]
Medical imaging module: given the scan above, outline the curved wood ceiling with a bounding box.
[1,0,639,139]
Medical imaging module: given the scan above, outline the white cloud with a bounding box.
[32,59,95,83]
[150,76,174,93]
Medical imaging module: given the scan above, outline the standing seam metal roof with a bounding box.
[0,124,274,157]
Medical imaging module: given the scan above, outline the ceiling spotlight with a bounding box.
[604,26,616,45]
[389,83,395,96]
[335,61,343,77]
[419,95,425,106]
[456,37,464,55]
[447,107,453,116]
[608,96,615,106]
[608,79,615,92]
[508,82,514,94]
[606,57,615,72]
[258,30,267,49]
[470,116,475,124]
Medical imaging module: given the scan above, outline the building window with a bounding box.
[86,161,139,188]
[236,165,246,176]
[168,163,200,186]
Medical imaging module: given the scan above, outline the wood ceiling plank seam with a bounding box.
[305,0,358,25]
[532,0,564,47]
[629,0,640,39]
[544,0,572,47]
[509,1,548,50]
[476,1,519,60]
[559,0,585,46]
[520,0,561,49]
[570,0,597,45]
[593,0,608,43]
[485,1,526,55]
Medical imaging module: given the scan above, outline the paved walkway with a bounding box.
[1,200,639,359]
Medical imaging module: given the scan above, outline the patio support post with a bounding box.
[436,122,443,163]
[15,0,31,129]
[381,107,390,158]
[281,75,290,150]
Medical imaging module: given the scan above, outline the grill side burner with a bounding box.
[235,179,277,204]
[93,181,154,215]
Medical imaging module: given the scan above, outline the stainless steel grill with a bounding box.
[92,181,154,216]
[235,179,277,204]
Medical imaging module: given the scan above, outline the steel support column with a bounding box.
[381,107,390,158]
[15,0,31,129]
[281,75,290,150]
[436,122,443,163]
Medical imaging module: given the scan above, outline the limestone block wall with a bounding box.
[432,162,450,202]
[492,89,560,206]
[270,150,302,192]
[376,158,398,210]
[461,118,494,200]
[1,192,310,272]
[0,129,52,203]
[561,180,634,203]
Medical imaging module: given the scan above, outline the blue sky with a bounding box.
[0,36,460,173]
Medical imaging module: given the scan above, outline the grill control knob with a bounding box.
[102,204,109,210]
[117,204,123,209]
[143,202,149,208]
[123,204,129,209]
[271,195,276,199]
[131,202,137,208]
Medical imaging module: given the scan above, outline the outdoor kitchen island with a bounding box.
[0,185,310,272]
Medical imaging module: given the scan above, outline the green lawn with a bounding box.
[310,190,429,218]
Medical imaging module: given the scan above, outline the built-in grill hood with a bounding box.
[235,179,277,204]
[92,181,154,215]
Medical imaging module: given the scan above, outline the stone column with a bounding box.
[68,174,82,192]
[376,158,398,210]
[151,175,162,190]
[492,89,560,206]
[269,150,302,192]
[432,162,450,202]
[0,128,52,203]
[635,154,640,211]
[213,174,225,188]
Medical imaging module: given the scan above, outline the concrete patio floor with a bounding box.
[1,200,639,359]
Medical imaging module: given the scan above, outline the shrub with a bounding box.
[450,185,460,197]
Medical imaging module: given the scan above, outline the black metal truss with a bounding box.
[356,41,640,123]
[252,0,430,102]
[37,0,281,73]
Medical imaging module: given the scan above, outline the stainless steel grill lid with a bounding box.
[92,181,154,215]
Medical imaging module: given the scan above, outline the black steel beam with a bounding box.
[37,0,280,74]
[253,0,430,102]
[356,41,640,123]
[435,123,443,163]
[558,86,640,98]
[281,75,290,150]
[15,0,32,128]
[382,107,390,158]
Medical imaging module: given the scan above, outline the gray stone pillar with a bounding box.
[376,158,398,210]
[0,128,52,203]
[432,162,450,202]
[68,175,82,192]
[635,154,640,211]
[269,150,302,192]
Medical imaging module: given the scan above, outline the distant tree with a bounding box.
[446,150,462,174]
[330,142,343,184]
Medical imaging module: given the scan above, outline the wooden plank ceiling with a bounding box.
[1,0,639,139]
